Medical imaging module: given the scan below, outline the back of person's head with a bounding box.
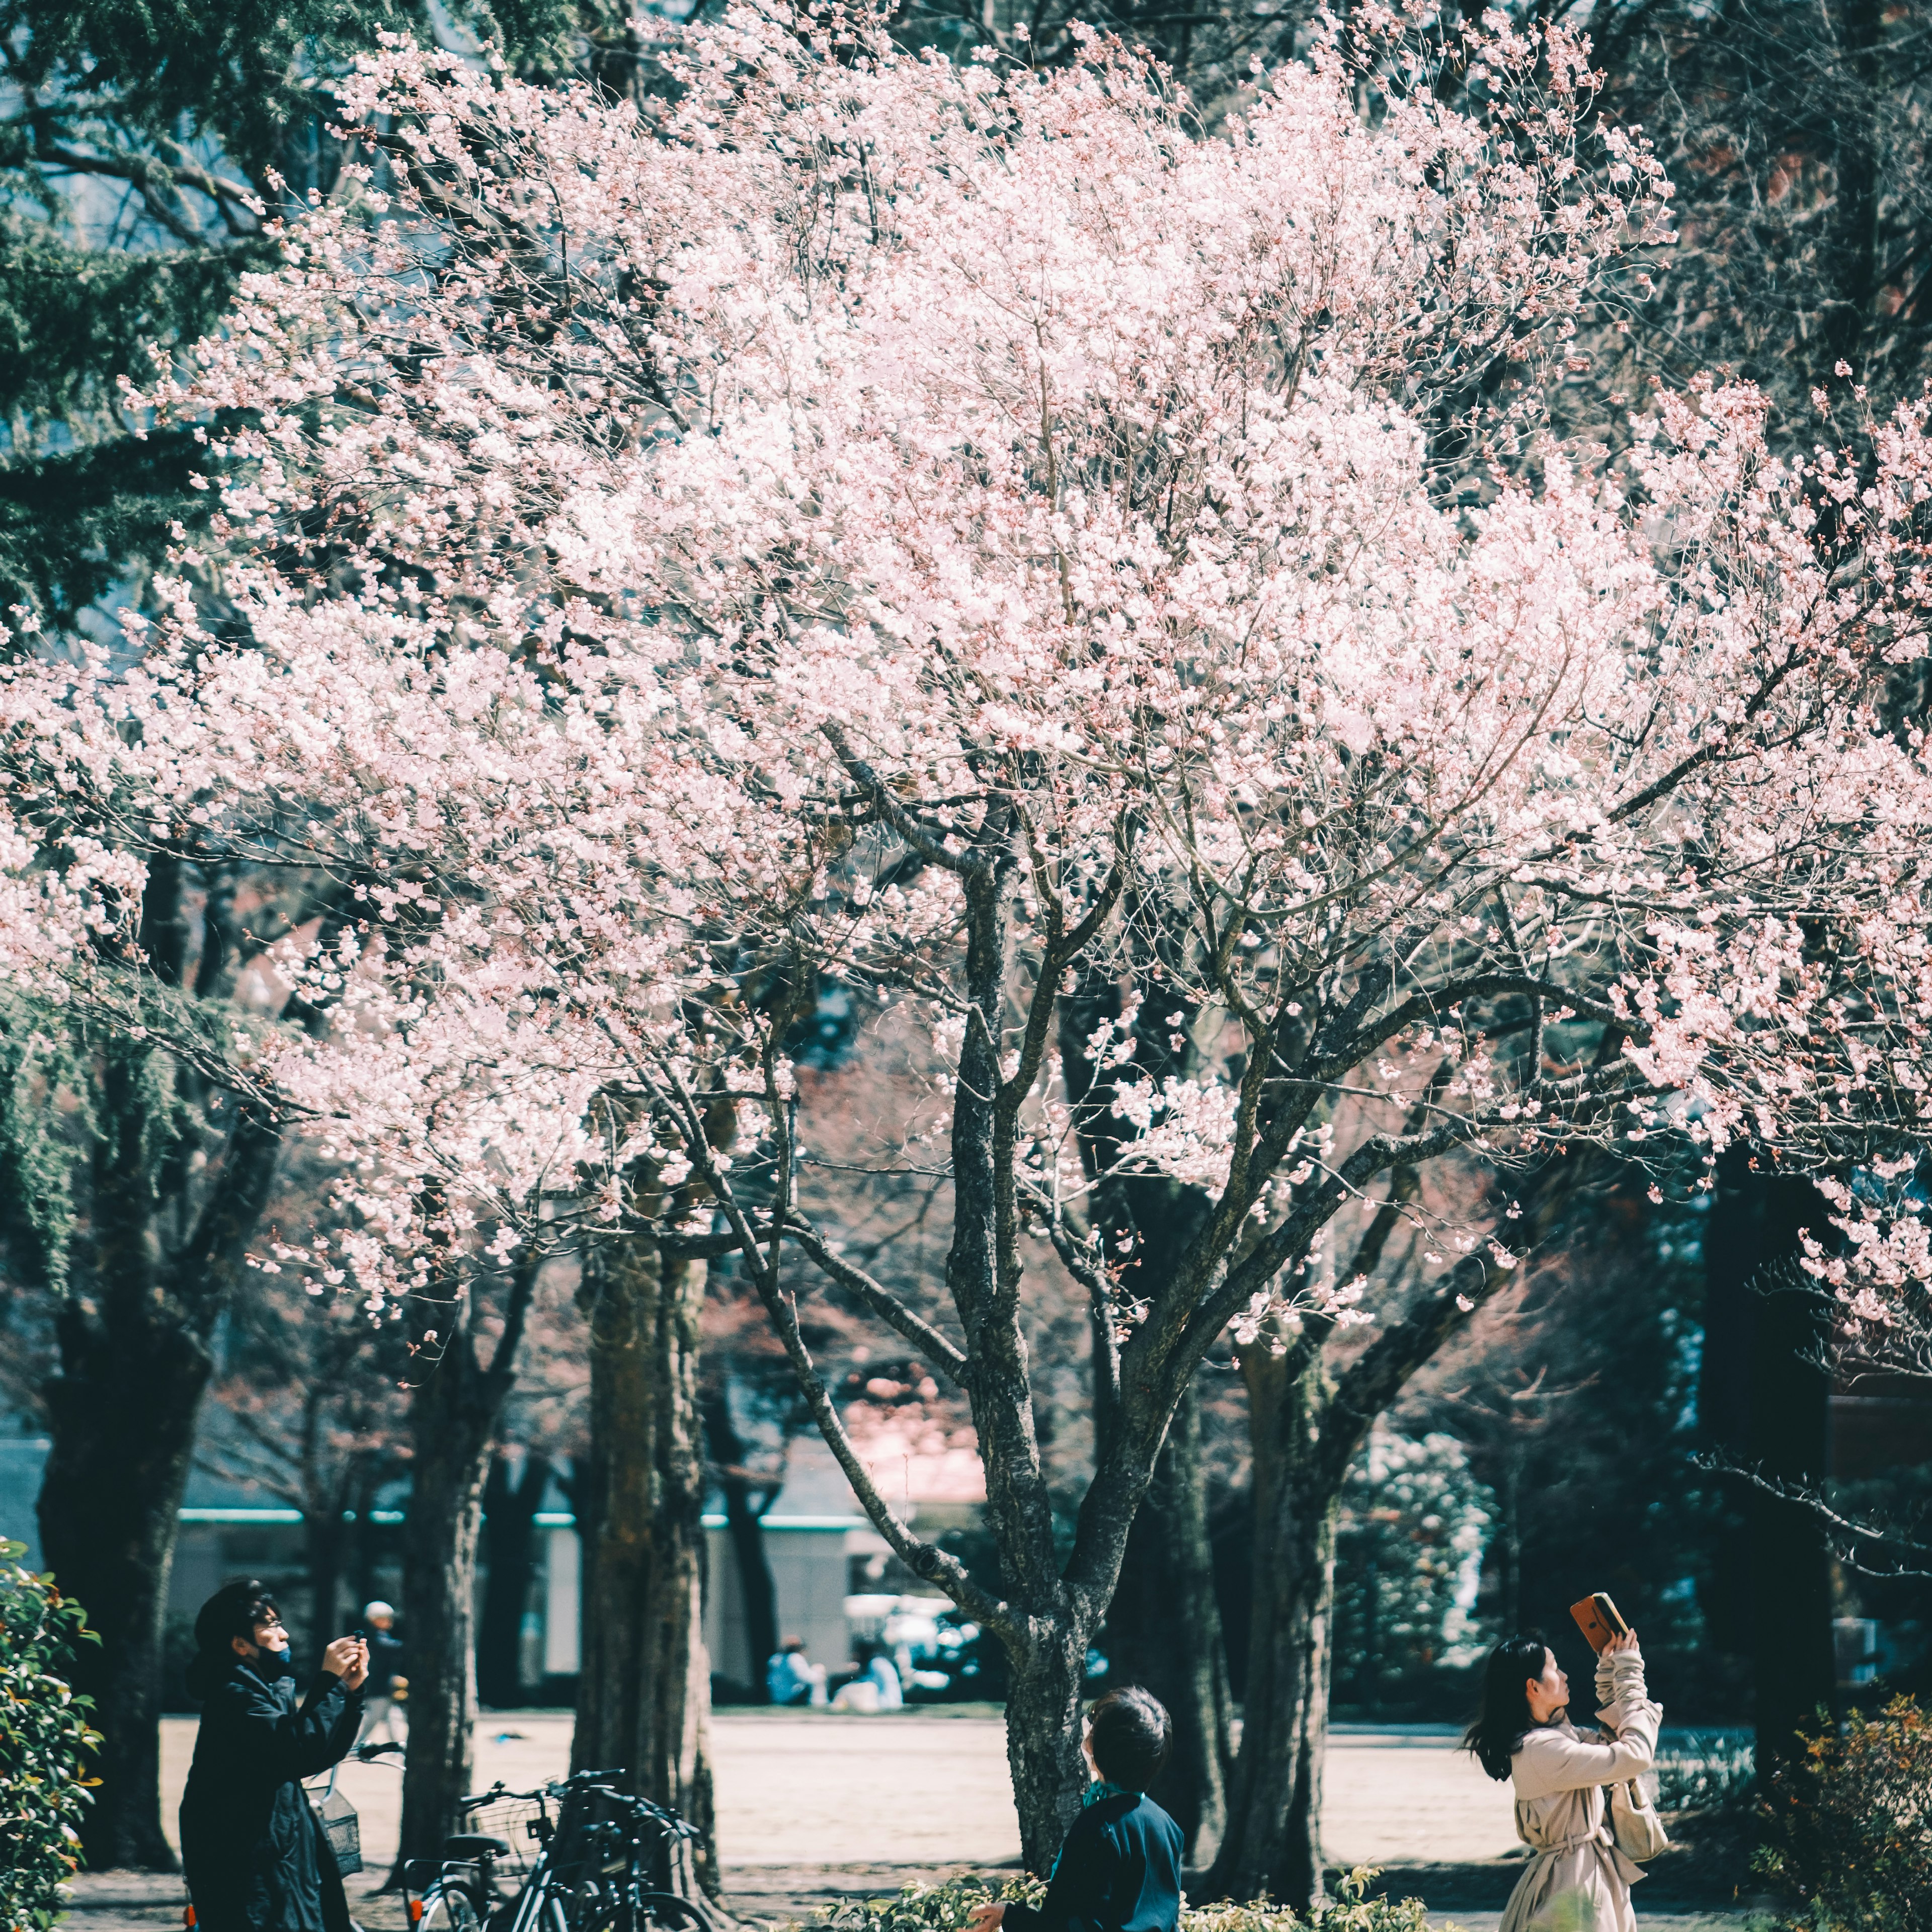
[782,1636,806,1654]
[364,1600,395,1624]
[186,1578,279,1700]
[1463,1634,1551,1782]
[1086,1686,1171,1791]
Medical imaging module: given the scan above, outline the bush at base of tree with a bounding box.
[794,1870,1428,1932]
[0,1540,99,1931]
[1754,1696,1932,1932]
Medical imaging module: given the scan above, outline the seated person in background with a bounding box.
[765,1636,823,1708]
[861,1640,904,1710]
[967,1688,1183,1932]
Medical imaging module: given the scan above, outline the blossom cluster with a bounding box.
[3,3,1931,1342]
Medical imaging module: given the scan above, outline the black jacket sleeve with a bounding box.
[212,1671,365,1783]
[1004,1812,1111,1932]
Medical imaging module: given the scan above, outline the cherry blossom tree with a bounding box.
[9,0,1932,1894]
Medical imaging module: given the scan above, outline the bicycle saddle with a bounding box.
[443,1834,514,1859]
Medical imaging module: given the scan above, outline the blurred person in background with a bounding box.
[766,1635,826,1707]
[355,1600,406,1744]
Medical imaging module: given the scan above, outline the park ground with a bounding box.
[58,1711,1752,1932]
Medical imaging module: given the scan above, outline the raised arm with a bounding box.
[213,1669,365,1783]
[1512,1640,1660,1801]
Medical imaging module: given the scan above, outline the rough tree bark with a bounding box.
[699,1380,780,1699]
[571,1231,718,1896]
[34,854,284,1871]
[478,1451,554,1708]
[1099,1382,1234,1864]
[390,1250,540,1880]
[1211,1340,1338,1906]
[1064,965,1232,1860]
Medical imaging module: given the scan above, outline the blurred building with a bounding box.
[0,1415,984,1706]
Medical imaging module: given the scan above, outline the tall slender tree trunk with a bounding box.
[699,1382,779,1699]
[390,1253,539,1880]
[572,1234,718,1895]
[478,1452,553,1708]
[1702,1155,1837,1770]
[1099,1382,1233,1863]
[305,1498,351,1659]
[1209,1347,1338,1909]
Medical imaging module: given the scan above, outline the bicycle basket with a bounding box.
[312,1787,363,1877]
[459,1797,548,1878]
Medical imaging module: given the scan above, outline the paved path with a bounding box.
[52,1713,1739,1931]
[152,1712,1524,1871]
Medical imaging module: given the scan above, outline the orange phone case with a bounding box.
[1569,1592,1630,1654]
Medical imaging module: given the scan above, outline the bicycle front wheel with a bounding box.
[418,1885,485,1932]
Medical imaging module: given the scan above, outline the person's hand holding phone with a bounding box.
[1602,1629,1640,1656]
[323,1635,371,1689]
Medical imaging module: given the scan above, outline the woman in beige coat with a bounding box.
[1465,1630,1661,1932]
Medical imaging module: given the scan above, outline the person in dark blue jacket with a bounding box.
[179,1579,369,1932]
[969,1688,1184,1932]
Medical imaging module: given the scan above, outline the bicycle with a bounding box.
[407,1768,715,1932]
[405,1778,556,1932]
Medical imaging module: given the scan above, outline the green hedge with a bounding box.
[1755,1695,1932,1932]
[0,1539,99,1932]
[798,1867,1429,1932]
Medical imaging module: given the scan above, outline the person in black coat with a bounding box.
[968,1688,1184,1932]
[179,1579,370,1932]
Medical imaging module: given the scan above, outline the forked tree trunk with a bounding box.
[1209,1348,1339,1909]
[390,1255,538,1880]
[572,1235,718,1895]
[1100,1382,1234,1863]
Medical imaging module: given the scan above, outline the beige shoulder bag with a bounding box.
[1606,1769,1668,1862]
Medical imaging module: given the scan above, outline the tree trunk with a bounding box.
[1098,1380,1233,1863]
[36,1006,282,1871]
[699,1380,780,1699]
[572,1234,718,1896]
[305,1497,351,1660]
[1004,1619,1095,1876]
[1208,1347,1338,1910]
[1702,1154,1837,1769]
[478,1452,553,1708]
[390,1254,538,1880]
[37,1306,211,1871]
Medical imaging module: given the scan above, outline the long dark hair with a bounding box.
[1463,1634,1552,1781]
[185,1578,280,1701]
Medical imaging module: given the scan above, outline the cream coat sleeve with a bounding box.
[1511,1649,1660,1801]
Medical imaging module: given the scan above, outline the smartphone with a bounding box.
[1569,1592,1631,1654]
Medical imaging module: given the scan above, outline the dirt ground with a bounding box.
[57,1711,1747,1932]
